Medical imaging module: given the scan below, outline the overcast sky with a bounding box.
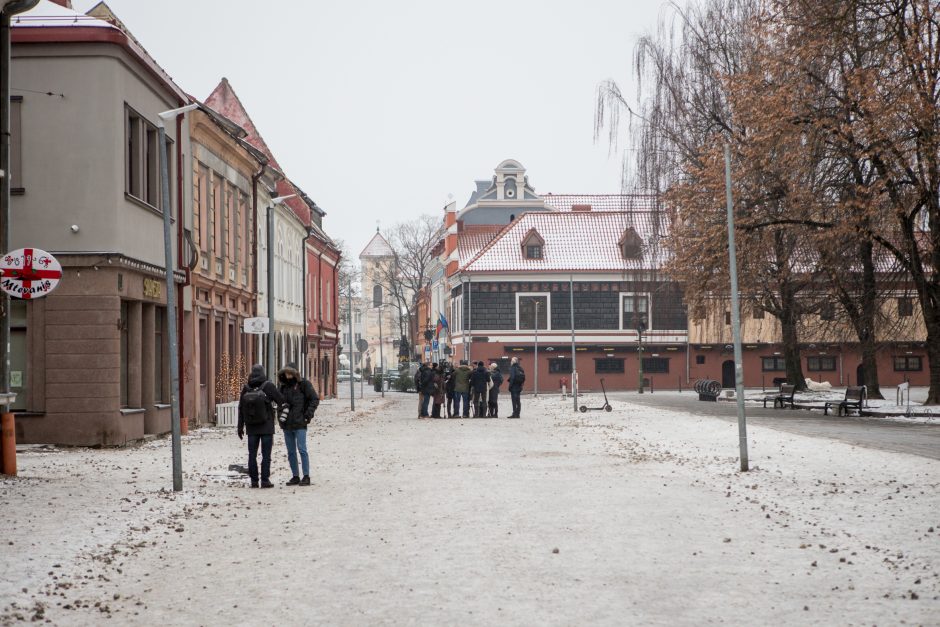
[72,0,671,258]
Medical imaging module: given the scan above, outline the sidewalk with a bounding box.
[1,393,938,625]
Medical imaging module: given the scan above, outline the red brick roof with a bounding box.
[463,211,668,273]
[458,225,502,266]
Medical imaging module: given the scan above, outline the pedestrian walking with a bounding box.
[487,363,503,417]
[453,360,472,417]
[470,360,491,418]
[277,362,319,486]
[237,364,285,488]
[444,363,456,418]
[431,363,445,418]
[508,357,526,418]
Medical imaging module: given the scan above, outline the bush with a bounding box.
[394,374,414,392]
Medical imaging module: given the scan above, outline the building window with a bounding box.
[894,356,922,371]
[373,284,383,307]
[595,358,624,374]
[10,96,23,192]
[807,356,836,372]
[819,303,835,321]
[521,228,545,259]
[762,356,786,371]
[125,106,170,211]
[898,297,914,317]
[155,307,166,402]
[526,245,542,259]
[724,311,732,325]
[695,355,706,365]
[752,305,764,319]
[517,293,549,330]
[621,293,649,331]
[549,358,572,374]
[642,357,669,373]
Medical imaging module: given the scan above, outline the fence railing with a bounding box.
[215,401,239,427]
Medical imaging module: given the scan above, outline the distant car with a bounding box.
[337,370,361,382]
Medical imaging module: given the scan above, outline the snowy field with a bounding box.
[1,392,938,625]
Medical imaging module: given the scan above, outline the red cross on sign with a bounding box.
[0,247,63,300]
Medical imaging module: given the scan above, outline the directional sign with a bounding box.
[0,248,62,299]
[243,317,270,334]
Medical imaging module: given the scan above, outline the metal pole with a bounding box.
[724,143,749,472]
[466,277,472,363]
[378,305,385,398]
[534,299,539,398]
[0,9,12,405]
[637,330,644,394]
[347,277,354,411]
[266,205,275,376]
[570,275,577,412]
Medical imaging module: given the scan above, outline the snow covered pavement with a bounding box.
[1,393,938,625]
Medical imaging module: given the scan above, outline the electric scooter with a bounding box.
[579,378,613,413]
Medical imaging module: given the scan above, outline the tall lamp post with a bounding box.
[265,194,296,376]
[157,102,198,492]
[533,299,540,398]
[346,276,354,411]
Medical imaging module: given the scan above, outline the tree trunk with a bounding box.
[856,238,883,398]
[779,283,806,390]
[923,302,940,405]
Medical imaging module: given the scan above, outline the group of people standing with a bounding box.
[236,362,319,488]
[415,356,526,419]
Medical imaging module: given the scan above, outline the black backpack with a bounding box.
[515,367,526,385]
[242,385,269,425]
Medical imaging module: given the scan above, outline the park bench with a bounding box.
[824,386,866,416]
[763,383,796,408]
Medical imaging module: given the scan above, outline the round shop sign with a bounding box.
[0,247,63,299]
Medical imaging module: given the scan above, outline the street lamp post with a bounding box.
[265,194,296,376]
[347,276,354,411]
[377,305,385,398]
[534,299,539,398]
[157,102,198,492]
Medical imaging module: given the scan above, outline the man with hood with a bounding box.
[237,365,286,488]
[452,360,473,418]
[277,362,319,486]
[508,356,525,418]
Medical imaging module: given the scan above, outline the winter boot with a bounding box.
[260,480,274,488]
[286,476,301,486]
[299,476,311,486]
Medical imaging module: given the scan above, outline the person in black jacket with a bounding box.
[237,364,285,488]
[418,363,434,418]
[469,361,491,418]
[444,363,456,418]
[508,357,524,418]
[487,363,504,417]
[277,362,319,486]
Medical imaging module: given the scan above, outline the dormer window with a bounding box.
[504,177,517,199]
[619,227,644,259]
[521,228,545,260]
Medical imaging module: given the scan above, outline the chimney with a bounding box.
[49,0,74,8]
[571,204,592,212]
[442,201,460,277]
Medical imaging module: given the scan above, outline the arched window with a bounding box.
[373,284,383,307]
[504,176,517,199]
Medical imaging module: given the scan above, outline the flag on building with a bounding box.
[436,312,448,339]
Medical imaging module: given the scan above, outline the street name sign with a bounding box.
[243,317,270,334]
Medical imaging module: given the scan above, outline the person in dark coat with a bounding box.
[469,361,491,418]
[431,363,445,418]
[444,363,456,418]
[277,362,319,486]
[237,364,285,488]
[487,363,504,417]
[508,357,525,418]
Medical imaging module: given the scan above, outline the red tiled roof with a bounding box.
[458,225,502,266]
[463,211,669,273]
[541,194,659,212]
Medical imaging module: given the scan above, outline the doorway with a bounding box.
[721,360,736,388]
[856,363,865,388]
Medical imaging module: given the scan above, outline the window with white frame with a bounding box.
[620,293,650,331]
[517,293,549,330]
[125,105,171,211]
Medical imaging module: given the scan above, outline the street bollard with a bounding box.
[1,412,16,476]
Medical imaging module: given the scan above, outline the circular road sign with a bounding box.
[1,247,63,299]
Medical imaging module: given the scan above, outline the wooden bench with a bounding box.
[763,383,796,408]
[824,386,866,416]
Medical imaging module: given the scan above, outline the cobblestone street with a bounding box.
[2,392,938,625]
